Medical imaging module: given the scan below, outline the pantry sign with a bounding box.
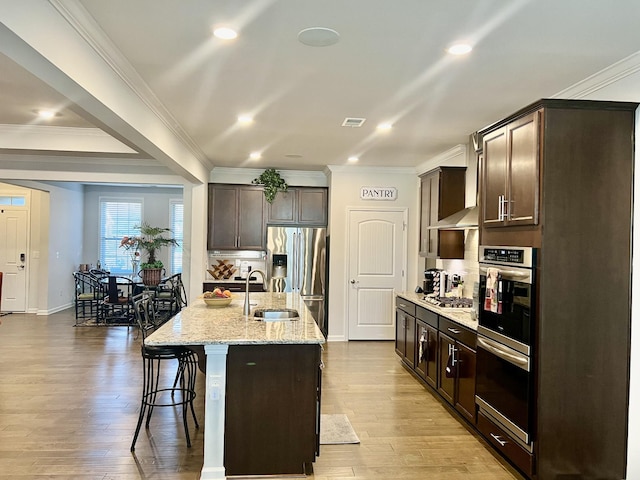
[360,186,397,201]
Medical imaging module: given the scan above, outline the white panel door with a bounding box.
[347,208,406,340]
[0,209,28,312]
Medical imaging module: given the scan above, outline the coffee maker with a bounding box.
[423,269,443,295]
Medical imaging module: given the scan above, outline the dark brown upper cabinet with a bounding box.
[419,167,466,258]
[267,187,328,226]
[481,110,540,229]
[207,184,266,250]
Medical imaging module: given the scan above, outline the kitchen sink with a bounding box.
[253,308,300,320]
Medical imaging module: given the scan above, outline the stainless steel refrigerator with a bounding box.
[266,226,327,334]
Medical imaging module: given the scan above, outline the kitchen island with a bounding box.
[146,292,325,480]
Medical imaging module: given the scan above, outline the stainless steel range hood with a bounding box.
[429,205,479,230]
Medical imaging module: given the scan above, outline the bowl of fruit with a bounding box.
[202,287,233,307]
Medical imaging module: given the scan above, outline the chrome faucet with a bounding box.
[243,269,267,316]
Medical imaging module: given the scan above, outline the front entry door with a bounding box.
[347,208,407,340]
[0,209,28,312]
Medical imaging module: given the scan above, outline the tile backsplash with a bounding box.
[207,250,267,281]
[432,229,479,298]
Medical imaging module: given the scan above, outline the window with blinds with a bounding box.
[170,200,183,274]
[99,198,142,274]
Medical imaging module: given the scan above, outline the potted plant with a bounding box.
[252,168,288,203]
[136,223,179,286]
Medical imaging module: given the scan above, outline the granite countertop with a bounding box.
[145,292,325,346]
[397,291,478,331]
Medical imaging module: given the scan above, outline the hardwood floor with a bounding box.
[0,309,522,479]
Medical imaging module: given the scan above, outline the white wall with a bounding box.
[326,166,419,341]
[1,181,84,314]
[82,184,183,273]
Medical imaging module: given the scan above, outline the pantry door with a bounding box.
[347,208,407,340]
[0,208,28,312]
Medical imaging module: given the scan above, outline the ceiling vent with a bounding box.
[342,117,366,128]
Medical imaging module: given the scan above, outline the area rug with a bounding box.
[320,414,360,444]
[74,318,134,327]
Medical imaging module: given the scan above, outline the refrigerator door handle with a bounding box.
[297,233,304,292]
[292,232,298,292]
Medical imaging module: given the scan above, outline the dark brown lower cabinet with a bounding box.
[455,342,476,424]
[415,320,437,389]
[437,332,477,424]
[203,282,266,293]
[477,412,533,478]
[437,333,456,404]
[395,298,416,368]
[224,344,321,476]
[395,297,477,428]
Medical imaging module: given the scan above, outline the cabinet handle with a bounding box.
[447,327,461,335]
[447,344,457,365]
[498,195,504,221]
[490,433,507,447]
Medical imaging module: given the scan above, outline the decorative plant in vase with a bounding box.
[135,223,179,285]
[252,168,288,203]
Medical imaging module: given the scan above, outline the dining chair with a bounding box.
[100,275,135,324]
[153,273,187,323]
[73,271,104,324]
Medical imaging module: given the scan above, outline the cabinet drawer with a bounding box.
[395,297,416,316]
[477,412,533,478]
[416,306,438,328]
[439,317,476,349]
[204,282,265,293]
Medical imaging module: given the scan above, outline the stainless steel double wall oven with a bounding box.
[476,245,537,453]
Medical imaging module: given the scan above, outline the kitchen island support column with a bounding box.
[201,344,229,480]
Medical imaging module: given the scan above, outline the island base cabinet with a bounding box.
[224,344,321,476]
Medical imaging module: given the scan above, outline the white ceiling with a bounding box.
[2,0,640,180]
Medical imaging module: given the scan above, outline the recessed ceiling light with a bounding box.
[447,43,472,55]
[213,27,238,40]
[37,109,56,119]
[298,27,340,47]
[348,156,359,163]
[238,115,253,124]
[377,122,393,131]
[249,152,262,160]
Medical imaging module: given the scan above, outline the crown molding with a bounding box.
[325,165,416,175]
[48,0,213,168]
[415,143,467,175]
[211,167,328,186]
[553,50,640,99]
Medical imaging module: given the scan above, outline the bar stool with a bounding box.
[130,293,199,451]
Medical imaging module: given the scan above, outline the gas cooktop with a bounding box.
[422,295,473,309]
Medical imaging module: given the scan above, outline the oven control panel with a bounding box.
[479,245,535,269]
